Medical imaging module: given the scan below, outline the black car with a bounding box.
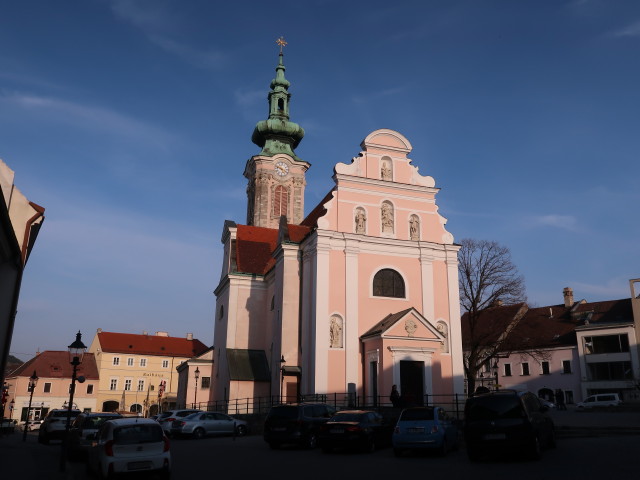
[464,390,555,461]
[263,403,336,449]
[319,410,393,453]
[67,412,122,460]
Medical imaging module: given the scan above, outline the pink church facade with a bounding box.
[211,53,464,407]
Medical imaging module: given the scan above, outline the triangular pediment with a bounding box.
[361,307,445,342]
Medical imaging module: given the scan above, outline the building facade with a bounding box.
[88,330,208,415]
[175,347,213,409]
[4,351,98,423]
[211,51,465,408]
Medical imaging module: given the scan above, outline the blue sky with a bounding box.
[3,0,639,361]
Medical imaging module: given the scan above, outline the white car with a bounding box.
[87,418,170,479]
[576,393,622,409]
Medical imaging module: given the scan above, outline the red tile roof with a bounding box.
[234,223,312,275]
[461,298,634,352]
[10,351,99,380]
[96,332,209,357]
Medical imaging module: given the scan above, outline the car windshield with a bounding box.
[268,406,298,419]
[157,412,173,419]
[113,424,163,444]
[466,396,523,421]
[183,413,203,420]
[52,411,80,418]
[330,413,365,422]
[82,415,119,429]
[400,408,435,421]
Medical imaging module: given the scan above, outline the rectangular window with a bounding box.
[521,362,530,376]
[127,358,134,366]
[565,390,574,404]
[137,380,145,392]
[503,364,512,377]
[562,360,572,374]
[139,358,147,367]
[87,384,94,395]
[43,382,52,393]
[201,377,211,389]
[112,357,120,366]
[109,379,118,391]
[587,361,632,381]
[583,334,630,354]
[124,379,132,391]
[162,360,169,368]
[541,361,550,375]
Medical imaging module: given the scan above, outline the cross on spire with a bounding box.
[276,36,287,53]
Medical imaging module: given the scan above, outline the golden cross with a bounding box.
[276,36,287,53]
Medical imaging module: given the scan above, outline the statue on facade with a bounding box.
[381,160,392,181]
[381,202,394,233]
[355,208,366,234]
[330,317,343,348]
[410,215,420,240]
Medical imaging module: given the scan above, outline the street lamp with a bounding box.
[194,367,200,407]
[60,331,86,472]
[279,355,286,403]
[22,370,38,442]
[492,360,499,391]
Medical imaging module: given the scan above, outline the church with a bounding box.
[211,48,464,407]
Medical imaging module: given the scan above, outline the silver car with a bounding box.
[170,412,248,439]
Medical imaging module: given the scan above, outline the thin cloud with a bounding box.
[109,0,225,70]
[610,20,640,37]
[0,91,176,147]
[528,214,579,231]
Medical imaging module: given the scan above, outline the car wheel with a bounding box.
[304,433,317,449]
[235,425,247,437]
[193,428,206,440]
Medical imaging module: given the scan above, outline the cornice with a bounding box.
[334,173,439,195]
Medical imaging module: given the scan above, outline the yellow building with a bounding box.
[88,329,209,415]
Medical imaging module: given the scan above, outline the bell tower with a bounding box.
[244,38,310,229]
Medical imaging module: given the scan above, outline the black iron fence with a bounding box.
[191,392,468,420]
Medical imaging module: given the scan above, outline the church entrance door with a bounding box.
[400,360,424,406]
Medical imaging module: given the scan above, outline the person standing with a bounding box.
[390,385,401,408]
[555,389,566,410]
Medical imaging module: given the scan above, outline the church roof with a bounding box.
[96,331,209,358]
[235,223,311,275]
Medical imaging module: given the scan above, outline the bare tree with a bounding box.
[458,238,527,394]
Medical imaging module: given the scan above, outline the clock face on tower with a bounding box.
[274,161,289,177]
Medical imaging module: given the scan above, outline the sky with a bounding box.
[2,0,639,362]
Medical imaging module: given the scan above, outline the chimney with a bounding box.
[155,331,169,337]
[492,299,504,307]
[563,287,574,307]
[186,333,193,341]
[142,331,148,336]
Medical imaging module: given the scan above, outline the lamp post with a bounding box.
[492,360,499,391]
[279,355,286,403]
[193,367,200,408]
[60,331,86,472]
[9,399,15,419]
[22,371,38,442]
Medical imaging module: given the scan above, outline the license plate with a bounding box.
[330,428,344,434]
[273,427,286,432]
[127,461,151,471]
[409,427,424,433]
[484,433,506,440]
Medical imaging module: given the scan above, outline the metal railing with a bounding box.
[190,392,468,419]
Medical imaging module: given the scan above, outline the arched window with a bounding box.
[273,185,289,217]
[373,269,405,298]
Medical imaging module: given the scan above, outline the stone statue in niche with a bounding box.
[381,202,394,233]
[381,160,392,181]
[330,317,343,348]
[355,208,366,234]
[405,318,417,337]
[409,215,420,241]
[437,322,449,352]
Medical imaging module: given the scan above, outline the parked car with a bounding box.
[156,409,201,434]
[319,410,393,453]
[67,412,123,460]
[1,418,17,433]
[263,403,336,449]
[392,406,459,456]
[86,418,170,480]
[24,419,43,431]
[576,393,621,409]
[464,390,555,461]
[170,411,248,439]
[38,409,82,444]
